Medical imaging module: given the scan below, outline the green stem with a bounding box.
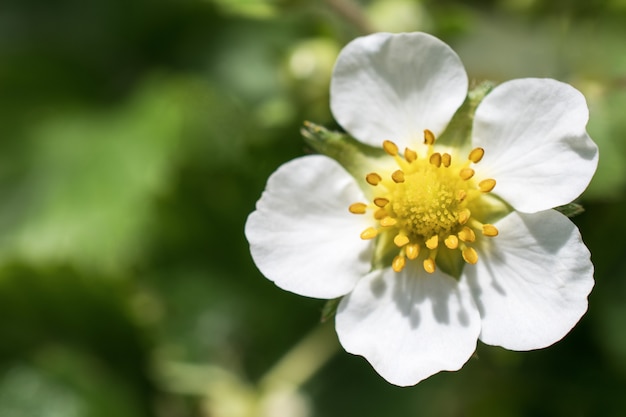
[259,322,341,390]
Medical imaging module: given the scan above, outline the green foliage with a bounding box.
[0,0,625,416]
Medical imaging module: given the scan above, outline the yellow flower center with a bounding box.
[349,130,499,274]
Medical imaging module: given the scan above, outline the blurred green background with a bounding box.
[1,0,626,416]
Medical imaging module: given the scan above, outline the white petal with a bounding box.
[336,264,481,386]
[330,32,468,149]
[245,155,373,299]
[464,210,594,350]
[473,78,598,213]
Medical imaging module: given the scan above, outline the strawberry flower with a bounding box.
[245,32,598,386]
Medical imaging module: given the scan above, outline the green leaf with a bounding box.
[0,76,246,274]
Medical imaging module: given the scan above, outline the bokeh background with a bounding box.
[1,0,626,416]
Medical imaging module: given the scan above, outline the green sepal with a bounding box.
[437,81,495,152]
[471,192,513,225]
[555,203,585,218]
[436,250,466,280]
[436,193,511,280]
[301,121,387,190]
[320,297,342,322]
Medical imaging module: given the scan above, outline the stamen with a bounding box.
[442,153,451,167]
[373,209,387,220]
[393,234,410,247]
[404,148,417,163]
[479,179,496,192]
[405,243,419,260]
[462,247,478,264]
[392,255,406,272]
[444,235,459,249]
[366,172,382,186]
[424,129,435,145]
[458,226,476,243]
[349,203,367,214]
[459,168,475,180]
[482,224,499,237]
[425,235,439,250]
[391,170,405,183]
[429,153,442,167]
[468,147,485,163]
[357,129,499,274]
[360,227,378,240]
[373,197,389,207]
[458,208,471,225]
[380,217,397,227]
[383,140,399,156]
[423,258,436,273]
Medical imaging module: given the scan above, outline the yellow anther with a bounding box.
[444,235,459,249]
[374,209,387,220]
[458,226,476,243]
[404,147,417,163]
[459,167,475,180]
[394,234,410,247]
[391,170,405,183]
[360,227,378,240]
[380,217,397,227]
[462,247,478,264]
[356,131,498,273]
[479,178,496,192]
[405,243,420,260]
[424,129,436,145]
[423,258,436,273]
[456,190,467,202]
[392,255,406,272]
[468,147,485,163]
[373,197,389,207]
[383,140,399,156]
[458,208,471,225]
[429,153,442,167]
[366,172,382,186]
[482,224,499,237]
[425,235,439,249]
[442,153,451,167]
[349,202,367,214]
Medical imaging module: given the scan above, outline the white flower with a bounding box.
[245,32,598,386]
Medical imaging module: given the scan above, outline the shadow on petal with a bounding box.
[520,209,578,254]
[369,274,387,299]
[387,261,476,330]
[336,263,482,386]
[464,238,508,319]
